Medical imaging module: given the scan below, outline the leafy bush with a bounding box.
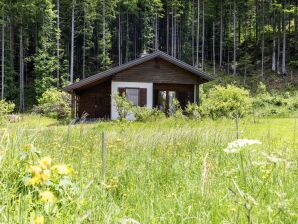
[113,92,133,120]
[0,99,15,124]
[169,98,184,118]
[34,88,71,120]
[185,103,201,119]
[201,85,252,119]
[133,106,164,122]
[0,99,15,116]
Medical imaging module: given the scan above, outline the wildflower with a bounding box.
[40,190,55,203]
[264,153,287,164]
[52,165,70,175]
[34,215,45,224]
[223,139,262,154]
[28,165,42,175]
[110,177,118,188]
[120,218,140,224]
[39,157,52,169]
[26,176,41,186]
[40,169,51,181]
[23,144,34,152]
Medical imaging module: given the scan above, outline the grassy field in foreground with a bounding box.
[0,115,297,223]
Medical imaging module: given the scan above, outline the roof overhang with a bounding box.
[64,50,214,93]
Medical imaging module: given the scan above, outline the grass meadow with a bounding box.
[0,115,297,223]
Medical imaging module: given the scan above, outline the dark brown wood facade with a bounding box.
[113,58,204,84]
[75,79,111,118]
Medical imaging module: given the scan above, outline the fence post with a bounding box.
[102,130,106,181]
[236,111,239,139]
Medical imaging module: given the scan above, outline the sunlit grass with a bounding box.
[0,115,297,223]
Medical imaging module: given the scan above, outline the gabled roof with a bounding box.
[64,50,214,92]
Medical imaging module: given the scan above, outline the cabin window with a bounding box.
[126,88,139,106]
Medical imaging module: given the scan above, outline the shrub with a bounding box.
[201,85,252,119]
[0,99,15,124]
[113,92,133,120]
[169,98,184,118]
[0,99,15,116]
[133,106,164,122]
[185,103,201,119]
[34,88,71,120]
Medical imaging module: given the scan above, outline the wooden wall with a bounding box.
[76,79,111,119]
[113,58,203,84]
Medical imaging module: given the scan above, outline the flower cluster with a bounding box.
[24,154,74,224]
[104,177,119,190]
[26,157,72,186]
[224,139,262,154]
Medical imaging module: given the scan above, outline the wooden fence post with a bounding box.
[102,130,106,181]
[236,111,239,139]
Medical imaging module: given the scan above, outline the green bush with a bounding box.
[185,103,201,119]
[169,98,184,118]
[133,106,164,122]
[201,85,252,119]
[33,88,71,120]
[0,99,15,116]
[0,99,15,124]
[112,92,133,120]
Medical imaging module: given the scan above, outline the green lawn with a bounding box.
[0,115,297,223]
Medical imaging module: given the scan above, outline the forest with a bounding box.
[0,0,297,111]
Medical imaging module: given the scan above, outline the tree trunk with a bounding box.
[118,10,121,65]
[191,0,194,66]
[201,0,205,69]
[125,11,128,62]
[1,13,4,99]
[295,0,298,51]
[213,22,215,76]
[277,20,280,73]
[57,0,60,86]
[82,6,86,79]
[233,0,237,76]
[19,24,24,112]
[155,13,158,50]
[219,0,223,69]
[171,5,174,56]
[166,0,169,54]
[261,0,264,79]
[272,6,276,72]
[70,0,75,83]
[281,0,286,75]
[103,0,106,56]
[196,0,200,68]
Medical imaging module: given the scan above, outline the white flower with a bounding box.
[224,139,262,154]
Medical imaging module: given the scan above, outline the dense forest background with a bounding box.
[0,0,297,111]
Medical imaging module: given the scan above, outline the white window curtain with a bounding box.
[126,89,139,106]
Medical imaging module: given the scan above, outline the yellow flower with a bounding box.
[23,144,34,152]
[26,176,41,186]
[40,169,51,181]
[52,165,70,175]
[40,190,55,203]
[39,157,52,169]
[34,215,45,224]
[28,165,42,175]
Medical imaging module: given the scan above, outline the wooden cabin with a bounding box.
[63,51,213,120]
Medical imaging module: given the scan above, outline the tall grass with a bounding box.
[0,115,297,223]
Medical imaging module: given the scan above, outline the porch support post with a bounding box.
[71,91,76,118]
[194,84,197,103]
